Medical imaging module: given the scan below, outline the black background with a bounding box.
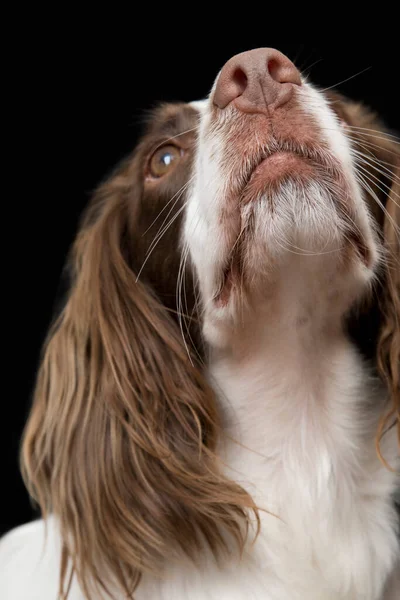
[3,16,399,536]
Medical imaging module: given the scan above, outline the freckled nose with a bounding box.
[213,48,301,113]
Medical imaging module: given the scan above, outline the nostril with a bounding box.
[267,56,301,86]
[214,48,301,110]
[213,63,249,109]
[267,59,280,81]
[232,67,248,95]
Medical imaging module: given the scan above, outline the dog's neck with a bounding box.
[207,255,376,480]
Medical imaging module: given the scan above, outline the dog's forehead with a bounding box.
[146,102,200,137]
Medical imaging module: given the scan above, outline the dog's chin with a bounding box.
[212,176,378,314]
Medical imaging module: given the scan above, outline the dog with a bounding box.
[1,47,399,599]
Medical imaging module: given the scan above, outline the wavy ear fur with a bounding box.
[376,154,400,456]
[21,155,257,599]
[329,94,400,456]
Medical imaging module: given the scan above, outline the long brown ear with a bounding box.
[355,118,400,457]
[376,156,400,458]
[327,94,400,456]
[21,165,257,599]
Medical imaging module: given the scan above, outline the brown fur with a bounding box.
[21,96,399,599]
[327,92,400,457]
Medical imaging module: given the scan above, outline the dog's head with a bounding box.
[22,49,399,598]
[185,50,398,351]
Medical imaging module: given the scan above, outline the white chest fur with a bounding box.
[138,329,400,600]
[211,338,399,599]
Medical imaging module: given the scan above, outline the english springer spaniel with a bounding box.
[1,48,399,599]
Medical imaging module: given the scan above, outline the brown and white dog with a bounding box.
[1,48,399,599]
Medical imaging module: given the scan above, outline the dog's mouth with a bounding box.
[213,143,337,307]
[237,142,337,203]
[212,139,372,307]
[241,152,316,201]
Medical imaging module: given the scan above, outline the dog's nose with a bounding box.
[213,48,301,112]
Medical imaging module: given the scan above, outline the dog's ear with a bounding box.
[376,154,400,457]
[21,155,257,599]
[328,93,400,457]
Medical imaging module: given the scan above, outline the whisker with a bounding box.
[182,250,204,365]
[355,160,400,209]
[176,209,205,365]
[136,202,187,282]
[345,125,400,142]
[182,249,192,338]
[176,244,193,364]
[300,58,323,79]
[192,281,201,325]
[145,186,189,257]
[350,145,400,182]
[311,124,400,161]
[348,136,400,166]
[151,127,199,154]
[313,123,400,150]
[346,130,400,146]
[355,171,400,241]
[164,306,199,323]
[292,45,306,69]
[142,176,195,236]
[319,66,372,93]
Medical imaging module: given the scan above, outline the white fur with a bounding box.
[183,76,400,597]
[1,69,399,600]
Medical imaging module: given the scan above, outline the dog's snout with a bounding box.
[213,48,301,113]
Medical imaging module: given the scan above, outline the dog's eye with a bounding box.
[148,145,182,178]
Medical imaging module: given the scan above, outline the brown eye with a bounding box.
[148,145,182,178]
